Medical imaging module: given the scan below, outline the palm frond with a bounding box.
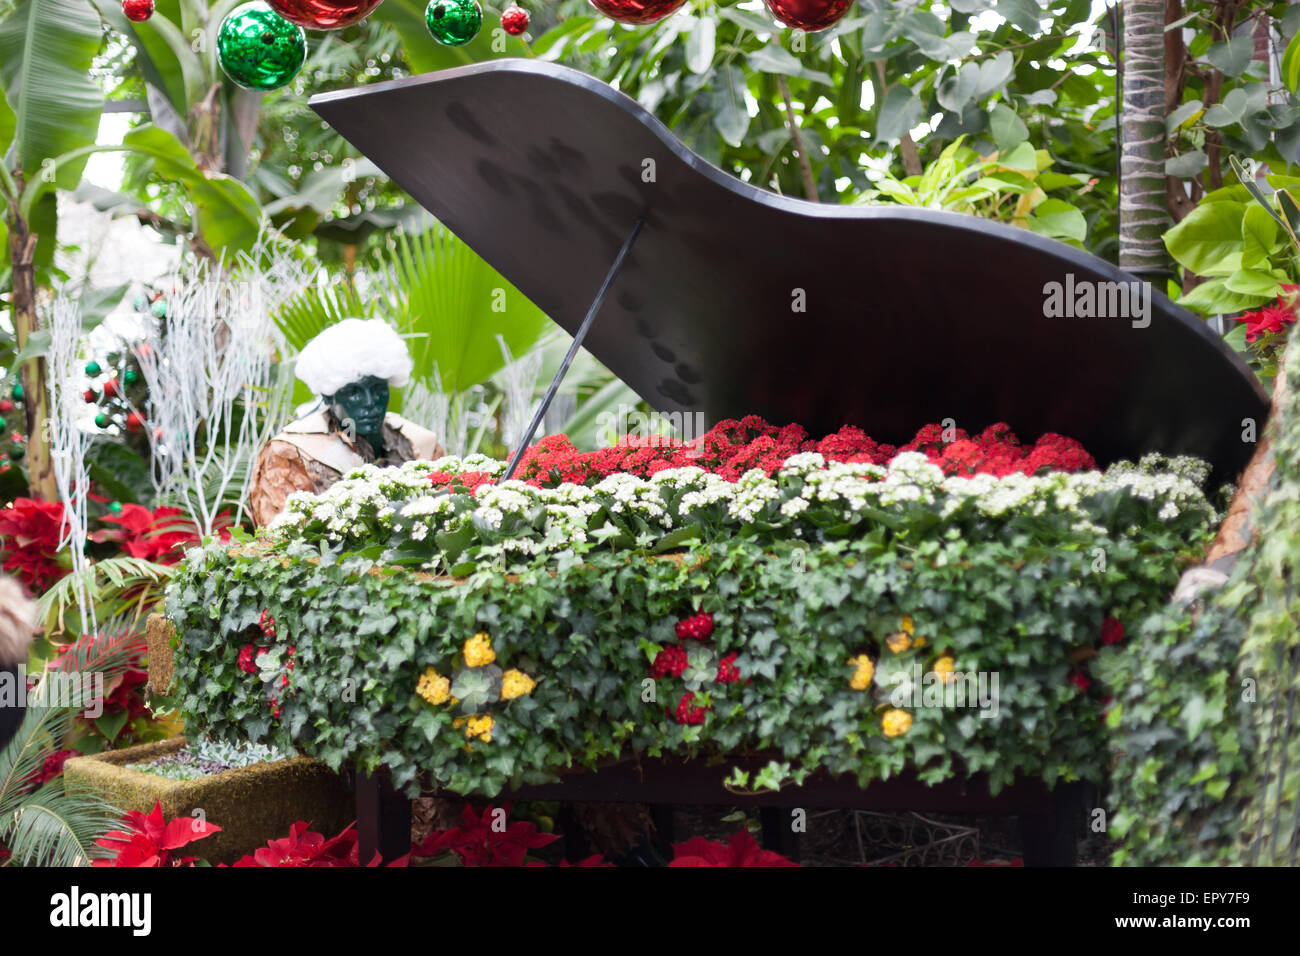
[36,557,174,637]
[0,782,120,867]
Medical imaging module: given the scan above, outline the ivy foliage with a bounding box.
[168,502,1204,799]
[1107,335,1300,866]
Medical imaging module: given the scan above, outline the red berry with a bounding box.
[122,0,154,21]
[501,5,528,35]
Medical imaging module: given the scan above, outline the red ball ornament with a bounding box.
[83,389,97,404]
[501,4,528,34]
[122,0,155,21]
[125,411,145,433]
[763,0,853,32]
[102,378,120,398]
[0,400,12,414]
[587,0,686,25]
[266,0,386,29]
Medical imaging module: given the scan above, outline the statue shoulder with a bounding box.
[384,412,444,460]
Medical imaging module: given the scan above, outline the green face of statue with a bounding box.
[326,374,390,452]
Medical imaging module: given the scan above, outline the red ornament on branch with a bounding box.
[763,0,852,32]
[125,411,145,433]
[83,389,97,404]
[500,4,528,34]
[588,0,686,25]
[267,0,386,29]
[102,377,120,398]
[122,0,155,21]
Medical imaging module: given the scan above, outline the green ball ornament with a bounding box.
[132,295,149,313]
[425,0,480,45]
[94,413,110,429]
[11,383,22,402]
[108,501,123,515]
[10,446,23,461]
[85,361,102,376]
[218,2,307,92]
[124,368,140,385]
[0,416,5,431]
[150,298,169,319]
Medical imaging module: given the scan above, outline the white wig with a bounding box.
[295,318,414,397]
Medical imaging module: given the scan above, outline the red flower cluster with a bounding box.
[675,612,715,641]
[1232,289,1299,342]
[672,692,710,725]
[428,470,497,494]
[0,497,70,593]
[411,802,558,866]
[504,416,1093,489]
[1068,672,1092,693]
[26,748,77,790]
[259,609,276,637]
[668,829,800,867]
[229,821,399,867]
[1100,617,1124,646]
[717,652,741,684]
[649,645,688,678]
[93,801,222,867]
[238,644,266,675]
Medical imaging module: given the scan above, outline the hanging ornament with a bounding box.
[0,416,6,431]
[587,0,685,25]
[103,378,121,399]
[108,501,124,515]
[122,0,155,21]
[424,0,480,45]
[10,446,23,461]
[131,294,150,313]
[83,389,97,404]
[267,0,385,30]
[94,413,110,429]
[11,383,22,402]
[150,298,170,319]
[0,400,11,414]
[125,411,146,433]
[762,0,852,32]
[124,368,140,385]
[500,4,528,34]
[218,2,308,92]
[10,433,22,445]
[85,360,102,376]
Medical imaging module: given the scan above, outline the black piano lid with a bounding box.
[310,57,1268,481]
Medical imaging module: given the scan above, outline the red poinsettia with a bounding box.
[668,829,800,867]
[94,504,218,565]
[93,801,222,867]
[410,802,558,867]
[229,821,403,867]
[0,497,71,593]
[1232,295,1298,342]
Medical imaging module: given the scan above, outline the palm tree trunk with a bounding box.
[1119,0,1171,274]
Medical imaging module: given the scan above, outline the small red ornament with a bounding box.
[83,388,97,404]
[762,0,852,32]
[587,0,686,25]
[0,400,13,413]
[122,0,155,21]
[501,4,528,34]
[125,411,145,433]
[267,0,385,29]
[102,377,120,398]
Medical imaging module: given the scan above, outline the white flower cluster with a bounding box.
[263,448,1217,569]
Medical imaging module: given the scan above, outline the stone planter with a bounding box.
[64,737,354,864]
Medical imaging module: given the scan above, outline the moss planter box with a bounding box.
[64,737,354,864]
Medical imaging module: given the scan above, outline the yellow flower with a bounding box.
[464,632,496,667]
[501,668,537,700]
[452,716,468,730]
[416,667,451,705]
[465,714,494,742]
[886,632,912,654]
[914,636,927,648]
[847,655,875,691]
[901,615,914,635]
[934,655,956,684]
[882,708,912,738]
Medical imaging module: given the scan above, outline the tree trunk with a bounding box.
[6,175,56,502]
[1119,0,1171,274]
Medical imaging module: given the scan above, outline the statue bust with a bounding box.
[249,318,443,528]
